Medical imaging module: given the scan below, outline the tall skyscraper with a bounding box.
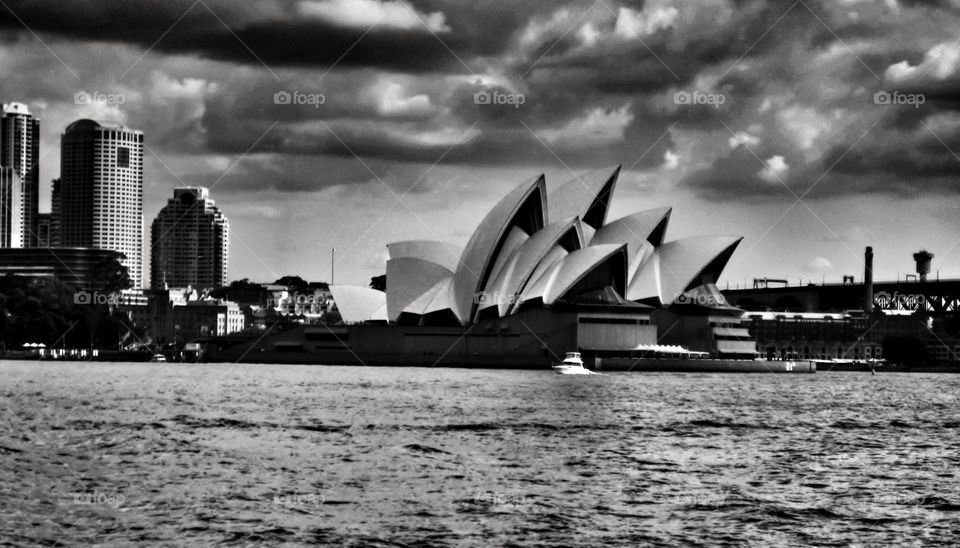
[1,103,40,246]
[151,187,229,289]
[0,167,23,248]
[60,119,144,287]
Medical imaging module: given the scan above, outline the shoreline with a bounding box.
[3,354,958,373]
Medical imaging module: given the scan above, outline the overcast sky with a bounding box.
[1,0,958,288]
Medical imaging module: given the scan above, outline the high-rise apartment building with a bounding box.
[60,119,144,287]
[151,187,229,289]
[1,103,39,246]
[0,167,23,248]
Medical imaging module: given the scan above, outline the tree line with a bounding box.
[0,258,136,351]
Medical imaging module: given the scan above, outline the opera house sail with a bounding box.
[207,165,803,371]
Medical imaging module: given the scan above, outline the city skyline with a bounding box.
[0,1,957,289]
[3,5,960,544]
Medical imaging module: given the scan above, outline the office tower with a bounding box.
[60,119,144,287]
[0,167,23,247]
[1,103,40,246]
[151,187,229,289]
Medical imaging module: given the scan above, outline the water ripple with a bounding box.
[2,362,959,546]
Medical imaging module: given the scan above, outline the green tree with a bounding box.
[0,274,140,351]
[322,309,342,325]
[274,276,309,290]
[369,274,386,292]
[209,278,265,305]
[0,276,76,348]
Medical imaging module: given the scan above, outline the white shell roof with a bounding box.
[591,207,672,280]
[484,225,529,294]
[448,175,546,324]
[520,243,627,306]
[477,216,584,317]
[329,285,387,323]
[401,276,453,318]
[547,166,619,229]
[385,258,454,321]
[380,169,743,325]
[627,236,742,305]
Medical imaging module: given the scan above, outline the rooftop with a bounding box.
[64,118,142,135]
[2,102,31,116]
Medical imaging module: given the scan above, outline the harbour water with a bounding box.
[2,361,959,546]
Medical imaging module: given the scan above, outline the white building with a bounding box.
[60,119,144,287]
[0,167,22,247]
[145,287,245,344]
[1,103,39,246]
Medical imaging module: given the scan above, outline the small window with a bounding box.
[116,146,130,168]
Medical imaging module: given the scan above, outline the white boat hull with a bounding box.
[551,364,596,375]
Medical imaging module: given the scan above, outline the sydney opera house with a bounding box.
[209,166,771,369]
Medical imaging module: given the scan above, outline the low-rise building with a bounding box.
[144,287,244,346]
[741,310,953,361]
[173,300,244,339]
[253,283,334,325]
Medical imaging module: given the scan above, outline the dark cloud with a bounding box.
[0,0,510,74]
[4,0,960,199]
[682,145,796,201]
[156,153,441,196]
[815,115,960,183]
